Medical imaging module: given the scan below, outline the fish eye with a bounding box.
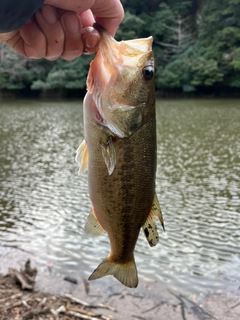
[142,66,154,80]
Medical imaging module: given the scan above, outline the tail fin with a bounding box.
[88,257,138,288]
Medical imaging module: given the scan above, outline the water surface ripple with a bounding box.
[0,99,239,295]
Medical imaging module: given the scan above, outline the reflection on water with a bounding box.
[0,99,240,295]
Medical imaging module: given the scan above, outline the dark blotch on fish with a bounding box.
[144,228,149,238]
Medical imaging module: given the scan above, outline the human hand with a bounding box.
[0,0,124,60]
[44,0,124,37]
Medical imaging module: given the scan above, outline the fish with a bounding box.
[76,24,164,288]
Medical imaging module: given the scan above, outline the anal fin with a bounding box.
[75,139,88,175]
[84,209,105,237]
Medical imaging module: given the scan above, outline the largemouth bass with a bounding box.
[76,24,164,288]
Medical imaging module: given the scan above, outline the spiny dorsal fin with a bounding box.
[84,209,105,237]
[75,139,88,175]
[151,193,165,231]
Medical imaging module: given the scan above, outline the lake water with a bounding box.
[0,99,239,296]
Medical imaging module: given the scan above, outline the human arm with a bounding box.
[0,0,44,33]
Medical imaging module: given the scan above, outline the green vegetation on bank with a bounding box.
[0,0,240,95]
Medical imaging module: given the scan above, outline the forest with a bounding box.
[0,0,240,96]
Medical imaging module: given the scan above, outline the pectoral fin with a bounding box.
[84,209,105,237]
[142,193,165,247]
[100,136,116,175]
[75,139,88,175]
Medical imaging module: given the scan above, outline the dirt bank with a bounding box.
[0,248,240,320]
[1,270,240,320]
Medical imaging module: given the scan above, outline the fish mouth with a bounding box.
[95,25,153,76]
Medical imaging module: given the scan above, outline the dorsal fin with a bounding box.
[142,193,165,247]
[151,193,165,231]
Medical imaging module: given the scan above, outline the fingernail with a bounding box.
[63,14,80,34]
[41,5,57,25]
[82,27,100,54]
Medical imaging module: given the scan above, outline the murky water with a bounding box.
[0,99,239,295]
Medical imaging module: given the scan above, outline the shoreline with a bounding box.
[1,248,240,319]
[1,89,240,100]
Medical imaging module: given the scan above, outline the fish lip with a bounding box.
[93,22,106,34]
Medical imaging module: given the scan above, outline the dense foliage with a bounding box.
[1,0,240,94]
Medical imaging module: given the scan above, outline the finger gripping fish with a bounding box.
[76,24,164,288]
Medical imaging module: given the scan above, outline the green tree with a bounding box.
[2,0,240,93]
[189,57,223,86]
[197,0,240,87]
[115,11,146,40]
[31,55,93,90]
[0,43,50,90]
[120,0,161,15]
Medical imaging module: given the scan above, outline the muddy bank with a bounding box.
[0,272,117,320]
[0,248,240,320]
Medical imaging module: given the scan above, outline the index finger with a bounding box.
[91,0,124,36]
